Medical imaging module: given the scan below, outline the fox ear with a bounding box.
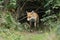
[31,11,34,13]
[26,11,28,13]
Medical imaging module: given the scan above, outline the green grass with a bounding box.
[0,28,21,40]
[0,11,60,40]
[0,27,58,40]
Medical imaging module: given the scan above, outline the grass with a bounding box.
[0,11,60,40]
[0,27,58,40]
[0,28,21,40]
[0,28,54,40]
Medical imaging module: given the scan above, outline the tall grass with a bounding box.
[0,11,60,40]
[0,11,20,30]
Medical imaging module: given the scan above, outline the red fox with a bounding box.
[26,11,39,30]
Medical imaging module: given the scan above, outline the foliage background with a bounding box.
[0,0,60,40]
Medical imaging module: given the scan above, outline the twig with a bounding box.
[20,1,27,11]
[19,16,27,21]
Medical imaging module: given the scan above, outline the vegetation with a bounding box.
[0,0,60,40]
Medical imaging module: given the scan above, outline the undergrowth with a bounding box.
[0,11,60,40]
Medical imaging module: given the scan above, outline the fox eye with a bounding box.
[27,16,31,18]
[29,16,31,18]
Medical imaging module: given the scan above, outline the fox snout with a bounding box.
[27,18,31,21]
[27,18,30,21]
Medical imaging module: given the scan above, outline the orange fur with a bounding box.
[26,11,39,30]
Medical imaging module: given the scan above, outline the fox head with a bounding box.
[26,11,32,21]
[26,11,37,21]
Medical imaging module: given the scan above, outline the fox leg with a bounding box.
[30,21,32,27]
[29,21,33,32]
[37,18,39,27]
[34,21,37,30]
[36,18,39,30]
